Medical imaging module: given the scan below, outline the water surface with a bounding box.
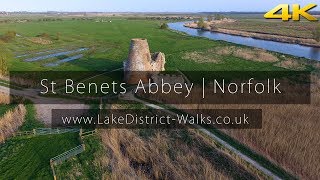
[168,22,320,61]
[24,48,88,62]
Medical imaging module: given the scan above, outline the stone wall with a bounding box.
[124,38,165,84]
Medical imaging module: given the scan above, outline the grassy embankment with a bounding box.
[214,18,318,39]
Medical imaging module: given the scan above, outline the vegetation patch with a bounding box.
[0,31,16,43]
[0,92,10,104]
[0,104,26,143]
[28,37,53,45]
[95,128,262,179]
[183,50,221,63]
[0,133,80,179]
[55,135,105,179]
[275,59,306,70]
[212,46,279,62]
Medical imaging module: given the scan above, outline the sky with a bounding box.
[1,0,319,12]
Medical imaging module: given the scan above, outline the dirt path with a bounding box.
[0,85,88,125]
[0,69,123,125]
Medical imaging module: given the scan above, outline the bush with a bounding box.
[37,33,50,39]
[214,14,225,20]
[56,32,61,40]
[207,15,213,22]
[197,17,206,29]
[0,104,27,143]
[0,31,16,42]
[160,23,168,29]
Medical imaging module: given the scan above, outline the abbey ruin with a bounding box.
[124,38,166,84]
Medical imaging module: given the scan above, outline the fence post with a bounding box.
[79,128,83,136]
[50,160,57,180]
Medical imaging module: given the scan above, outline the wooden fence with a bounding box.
[50,144,85,180]
[13,128,79,138]
[49,128,97,180]
[50,144,85,166]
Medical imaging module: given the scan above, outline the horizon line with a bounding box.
[0,11,270,13]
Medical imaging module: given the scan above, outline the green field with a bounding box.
[0,18,303,72]
[0,104,15,117]
[0,133,80,179]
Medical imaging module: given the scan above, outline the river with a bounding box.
[168,22,320,61]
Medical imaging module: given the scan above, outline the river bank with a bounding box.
[184,22,320,48]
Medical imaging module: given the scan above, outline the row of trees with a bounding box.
[0,19,32,24]
[196,14,226,29]
[71,18,94,21]
[206,14,225,22]
[38,18,63,22]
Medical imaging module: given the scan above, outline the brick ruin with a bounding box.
[124,38,166,84]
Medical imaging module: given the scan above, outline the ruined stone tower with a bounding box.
[124,38,165,84]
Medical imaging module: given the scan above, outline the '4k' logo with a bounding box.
[264,4,318,21]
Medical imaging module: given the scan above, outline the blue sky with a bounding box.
[1,0,319,12]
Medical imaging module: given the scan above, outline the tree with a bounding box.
[197,17,206,28]
[214,14,225,20]
[312,25,320,42]
[207,15,213,22]
[160,23,168,29]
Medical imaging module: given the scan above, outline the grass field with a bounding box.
[0,133,80,179]
[0,104,15,117]
[0,18,304,73]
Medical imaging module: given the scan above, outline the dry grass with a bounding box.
[174,78,320,180]
[183,45,278,64]
[0,104,26,143]
[212,46,279,62]
[213,20,317,39]
[314,62,320,69]
[28,37,52,45]
[97,128,262,179]
[183,51,220,63]
[275,59,306,70]
[0,93,10,104]
[137,75,320,179]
